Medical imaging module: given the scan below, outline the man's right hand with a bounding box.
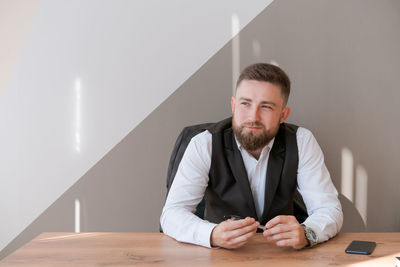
[210,217,259,249]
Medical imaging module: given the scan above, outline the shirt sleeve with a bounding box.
[160,130,217,248]
[296,127,344,243]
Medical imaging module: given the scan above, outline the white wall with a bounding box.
[0,0,42,96]
[0,0,273,252]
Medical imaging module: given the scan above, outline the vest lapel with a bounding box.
[260,128,286,224]
[224,130,258,219]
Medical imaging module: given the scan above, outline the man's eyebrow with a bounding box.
[239,97,277,107]
[238,97,252,102]
[260,101,277,107]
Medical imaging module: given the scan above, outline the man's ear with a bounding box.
[280,107,291,124]
[231,96,235,114]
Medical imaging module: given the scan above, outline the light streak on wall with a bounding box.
[341,147,354,202]
[75,78,81,153]
[270,60,279,66]
[75,198,80,233]
[231,13,240,96]
[355,165,368,226]
[252,39,261,58]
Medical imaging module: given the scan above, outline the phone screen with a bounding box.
[345,240,376,255]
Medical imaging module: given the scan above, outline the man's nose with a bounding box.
[248,106,260,122]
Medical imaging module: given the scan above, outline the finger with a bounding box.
[223,217,256,231]
[229,240,248,249]
[276,238,298,247]
[263,223,295,237]
[265,215,297,229]
[225,221,259,240]
[226,227,258,247]
[265,231,295,242]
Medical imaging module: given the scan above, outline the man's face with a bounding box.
[231,79,290,152]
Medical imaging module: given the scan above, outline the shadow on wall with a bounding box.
[340,147,368,232]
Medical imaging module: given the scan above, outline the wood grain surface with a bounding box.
[1,232,399,266]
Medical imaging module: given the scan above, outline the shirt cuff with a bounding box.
[196,221,218,248]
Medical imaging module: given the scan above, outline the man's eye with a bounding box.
[241,102,249,106]
[262,105,272,109]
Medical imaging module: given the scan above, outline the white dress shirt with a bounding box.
[160,127,343,248]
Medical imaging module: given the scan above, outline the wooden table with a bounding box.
[1,232,399,266]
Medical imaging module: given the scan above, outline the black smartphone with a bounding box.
[345,240,376,255]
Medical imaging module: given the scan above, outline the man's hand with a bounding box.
[211,217,259,249]
[263,215,308,249]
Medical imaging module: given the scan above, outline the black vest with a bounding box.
[204,117,301,226]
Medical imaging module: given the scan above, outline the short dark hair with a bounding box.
[236,63,291,106]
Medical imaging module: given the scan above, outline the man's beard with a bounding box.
[232,117,280,152]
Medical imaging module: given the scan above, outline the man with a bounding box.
[160,63,343,249]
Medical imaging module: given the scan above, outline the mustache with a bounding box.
[241,122,265,128]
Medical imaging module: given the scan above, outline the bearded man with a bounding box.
[160,63,343,249]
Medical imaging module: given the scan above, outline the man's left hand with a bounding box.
[262,215,308,249]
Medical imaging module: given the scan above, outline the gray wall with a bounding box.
[2,0,399,260]
[247,0,400,232]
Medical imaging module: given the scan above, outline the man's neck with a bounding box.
[247,148,262,160]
